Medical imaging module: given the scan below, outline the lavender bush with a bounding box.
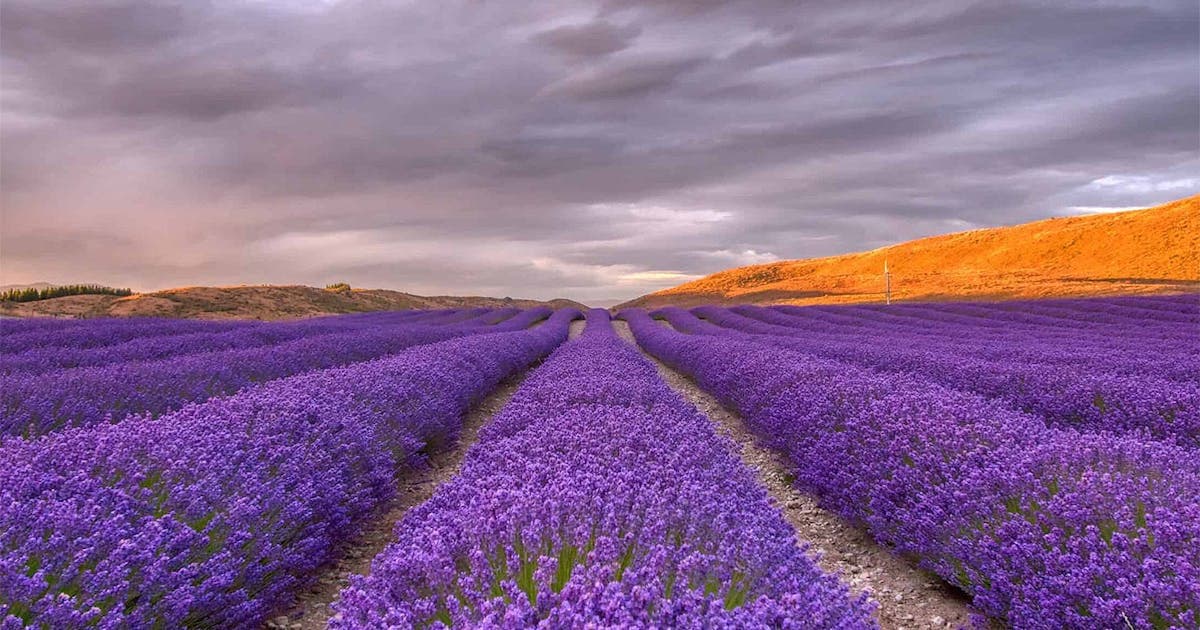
[0,318,249,354]
[622,307,1200,628]
[333,309,875,629]
[670,305,1200,446]
[0,311,444,375]
[1,308,550,438]
[0,309,577,628]
[735,304,1200,382]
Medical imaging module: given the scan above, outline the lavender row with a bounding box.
[1102,293,1200,312]
[0,317,254,355]
[735,305,1200,381]
[758,305,1190,356]
[787,301,1200,345]
[622,309,1200,628]
[678,307,1200,447]
[867,299,1199,329]
[772,298,1198,347]
[870,294,1200,327]
[0,317,85,335]
[0,311,466,376]
[725,304,1193,379]
[0,309,577,628]
[723,303,1200,389]
[0,307,493,357]
[971,296,1200,325]
[0,308,551,438]
[841,300,1199,343]
[432,308,494,323]
[0,308,454,341]
[729,304,1200,430]
[333,310,874,628]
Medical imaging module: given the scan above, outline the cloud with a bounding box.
[1066,206,1148,215]
[1085,174,1200,195]
[1,0,1196,303]
[538,55,707,100]
[533,20,641,59]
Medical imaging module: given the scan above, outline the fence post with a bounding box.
[884,260,892,305]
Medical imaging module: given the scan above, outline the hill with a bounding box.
[620,194,1200,309]
[0,282,57,293]
[0,285,586,320]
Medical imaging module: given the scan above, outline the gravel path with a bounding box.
[613,320,975,630]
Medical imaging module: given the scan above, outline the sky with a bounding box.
[2,0,1197,305]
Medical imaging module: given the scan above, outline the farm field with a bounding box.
[6,0,1196,627]
[1,295,1198,629]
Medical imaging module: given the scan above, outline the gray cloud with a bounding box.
[1,0,1196,305]
[534,21,641,59]
[540,55,707,101]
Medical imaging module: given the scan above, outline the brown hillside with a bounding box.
[621,194,1200,309]
[0,285,586,320]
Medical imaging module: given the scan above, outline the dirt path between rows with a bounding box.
[264,324,583,630]
[613,320,974,630]
[270,383,522,629]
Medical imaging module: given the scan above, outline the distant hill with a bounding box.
[620,194,1200,309]
[0,282,57,292]
[0,285,587,320]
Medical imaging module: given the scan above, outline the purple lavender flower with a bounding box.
[333,309,874,629]
[1,308,551,438]
[621,304,1200,628]
[0,309,577,627]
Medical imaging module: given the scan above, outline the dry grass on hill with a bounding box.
[621,194,1200,308]
[0,285,585,320]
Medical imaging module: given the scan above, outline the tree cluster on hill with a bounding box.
[0,284,134,303]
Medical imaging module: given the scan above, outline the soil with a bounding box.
[612,320,976,630]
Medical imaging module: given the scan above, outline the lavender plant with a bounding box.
[671,305,1200,447]
[333,309,875,629]
[0,312,432,375]
[622,307,1200,628]
[0,309,577,628]
[0,317,249,354]
[1,308,551,438]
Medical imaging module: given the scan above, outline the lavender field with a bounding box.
[1,295,1198,629]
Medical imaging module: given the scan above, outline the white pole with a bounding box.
[884,260,891,305]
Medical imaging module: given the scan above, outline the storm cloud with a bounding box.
[2,0,1196,304]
